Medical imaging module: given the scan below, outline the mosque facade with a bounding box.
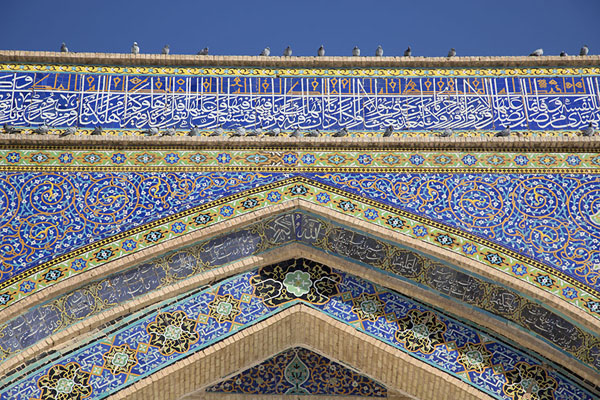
[0,51,599,400]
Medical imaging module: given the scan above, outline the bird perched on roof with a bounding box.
[375,45,383,57]
[198,47,209,55]
[495,125,511,137]
[35,123,49,135]
[210,125,224,137]
[3,123,19,134]
[529,48,543,56]
[162,45,170,55]
[333,127,348,137]
[131,42,140,55]
[581,122,595,137]
[160,127,176,137]
[265,128,281,137]
[317,45,325,57]
[91,126,103,136]
[404,46,411,57]
[60,43,68,53]
[306,129,321,137]
[188,126,201,136]
[260,47,271,56]
[439,128,453,137]
[142,127,159,136]
[60,126,77,137]
[383,125,394,137]
[560,51,567,57]
[232,126,246,137]
[290,128,302,138]
[247,126,262,137]
[580,45,589,56]
[283,46,292,56]
[352,46,360,56]
[447,48,456,57]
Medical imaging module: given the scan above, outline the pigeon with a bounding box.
[560,51,567,57]
[283,46,292,57]
[290,128,302,138]
[60,126,77,137]
[529,48,543,56]
[3,123,19,134]
[495,125,511,137]
[317,45,325,57]
[581,122,595,137]
[447,48,456,57]
[188,126,201,136]
[352,46,360,56]
[246,127,261,137]
[91,126,103,136]
[265,128,281,137]
[383,125,393,137]
[580,45,589,56]
[333,127,348,137]
[404,46,411,57]
[439,128,453,137]
[60,43,68,53]
[375,45,383,57]
[210,125,224,137]
[131,42,140,55]
[35,123,49,135]
[198,47,209,55]
[260,47,271,56]
[306,129,321,137]
[142,127,159,136]
[232,126,246,137]
[162,45,170,55]
[160,127,176,137]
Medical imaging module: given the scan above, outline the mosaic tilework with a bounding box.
[311,172,600,290]
[0,260,594,400]
[2,176,599,325]
[2,211,598,375]
[1,69,598,131]
[2,148,600,170]
[205,347,387,396]
[0,171,287,282]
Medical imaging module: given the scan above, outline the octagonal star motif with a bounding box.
[146,310,199,356]
[395,309,447,354]
[455,342,493,373]
[208,294,242,323]
[502,362,557,400]
[36,362,92,400]
[351,293,385,322]
[102,344,138,375]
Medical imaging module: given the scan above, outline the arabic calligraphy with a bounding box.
[0,72,598,130]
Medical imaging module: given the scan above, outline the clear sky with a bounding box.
[0,0,598,57]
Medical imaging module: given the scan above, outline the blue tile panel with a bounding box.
[308,172,600,291]
[2,171,600,296]
[0,72,598,131]
[0,171,287,283]
[0,260,594,400]
[205,347,387,396]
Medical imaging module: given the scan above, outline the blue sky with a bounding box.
[1,0,598,57]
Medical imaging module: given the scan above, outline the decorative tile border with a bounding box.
[2,62,599,78]
[0,260,594,400]
[1,148,599,170]
[1,211,598,378]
